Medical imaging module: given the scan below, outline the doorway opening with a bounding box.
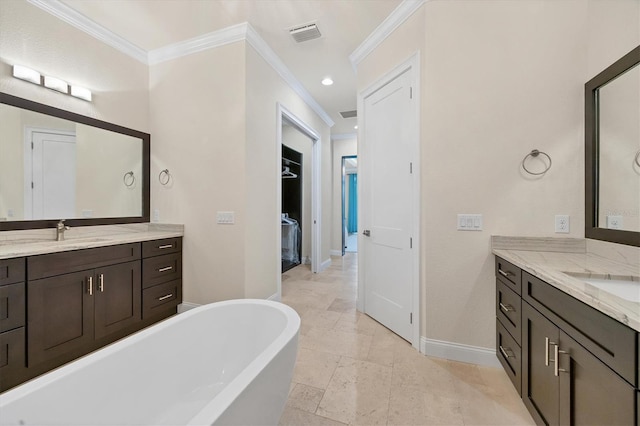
[341,155,358,255]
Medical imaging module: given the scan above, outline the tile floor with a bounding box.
[278,253,535,426]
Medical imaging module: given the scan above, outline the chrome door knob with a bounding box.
[362,230,371,237]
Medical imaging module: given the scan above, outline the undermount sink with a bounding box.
[564,272,640,303]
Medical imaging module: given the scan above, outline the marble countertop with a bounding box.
[0,223,184,259]
[492,237,640,332]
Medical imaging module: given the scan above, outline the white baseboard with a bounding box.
[329,249,343,257]
[319,258,331,272]
[177,302,201,313]
[267,292,281,302]
[420,337,500,368]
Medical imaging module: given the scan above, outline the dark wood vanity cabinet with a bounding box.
[496,256,638,425]
[496,257,640,425]
[0,237,182,393]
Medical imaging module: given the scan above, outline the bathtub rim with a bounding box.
[0,299,301,425]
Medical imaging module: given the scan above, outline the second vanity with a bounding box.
[492,237,639,425]
[0,224,184,392]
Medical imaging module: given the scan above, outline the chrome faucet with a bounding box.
[56,220,70,241]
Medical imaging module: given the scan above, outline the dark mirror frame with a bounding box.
[585,45,640,247]
[0,92,150,231]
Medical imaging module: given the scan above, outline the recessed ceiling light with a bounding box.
[354,125,358,129]
[321,77,333,86]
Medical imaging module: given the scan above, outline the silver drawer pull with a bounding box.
[158,266,173,272]
[499,345,514,359]
[87,276,93,296]
[158,244,173,249]
[498,269,513,278]
[499,302,515,313]
[98,273,105,292]
[158,294,173,301]
[545,337,550,366]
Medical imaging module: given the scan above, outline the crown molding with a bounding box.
[28,3,334,128]
[331,133,357,141]
[26,0,148,64]
[148,23,248,65]
[349,0,426,70]
[245,24,334,128]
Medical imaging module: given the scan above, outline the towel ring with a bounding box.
[159,169,171,185]
[635,150,640,168]
[123,171,135,187]
[522,149,552,175]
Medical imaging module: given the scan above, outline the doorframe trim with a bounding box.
[356,51,421,349]
[23,127,76,220]
[276,103,323,299]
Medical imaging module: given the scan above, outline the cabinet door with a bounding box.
[94,261,142,340]
[523,302,559,425]
[558,331,635,426]
[28,270,94,366]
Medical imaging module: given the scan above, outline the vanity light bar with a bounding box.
[12,65,41,85]
[43,76,68,93]
[12,64,92,102]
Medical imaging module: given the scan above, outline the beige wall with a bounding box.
[245,44,332,299]
[357,0,639,350]
[282,125,313,262]
[331,137,357,253]
[0,1,149,133]
[149,43,248,303]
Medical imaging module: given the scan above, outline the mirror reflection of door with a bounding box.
[342,156,358,255]
[25,129,76,220]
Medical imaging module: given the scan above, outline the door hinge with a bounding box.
[410,312,413,324]
[31,142,34,150]
[410,237,413,249]
[410,87,413,99]
[410,162,413,174]
[31,182,34,189]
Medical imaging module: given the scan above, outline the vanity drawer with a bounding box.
[142,253,182,289]
[523,271,637,386]
[0,258,25,287]
[143,279,182,319]
[0,327,26,391]
[28,243,141,280]
[497,319,521,396]
[142,238,182,258]
[0,283,25,332]
[496,279,521,345]
[495,257,521,295]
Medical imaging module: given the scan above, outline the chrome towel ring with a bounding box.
[635,150,640,168]
[159,169,171,185]
[123,171,135,187]
[522,149,552,175]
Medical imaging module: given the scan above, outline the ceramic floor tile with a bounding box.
[287,383,325,413]
[292,347,341,390]
[279,406,348,426]
[279,255,533,426]
[316,357,392,425]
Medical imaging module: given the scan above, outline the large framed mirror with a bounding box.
[585,46,640,247]
[0,93,150,231]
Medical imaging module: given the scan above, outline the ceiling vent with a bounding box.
[289,23,321,43]
[340,110,357,119]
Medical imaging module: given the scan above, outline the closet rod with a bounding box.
[282,157,301,166]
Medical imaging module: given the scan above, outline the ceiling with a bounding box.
[59,0,404,135]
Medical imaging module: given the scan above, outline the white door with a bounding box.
[27,131,76,220]
[361,67,416,342]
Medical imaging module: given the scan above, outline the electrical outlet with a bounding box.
[606,215,623,230]
[153,209,160,222]
[555,215,570,233]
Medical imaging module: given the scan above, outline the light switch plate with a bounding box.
[217,211,235,224]
[457,214,483,231]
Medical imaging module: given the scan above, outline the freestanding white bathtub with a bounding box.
[0,299,300,426]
